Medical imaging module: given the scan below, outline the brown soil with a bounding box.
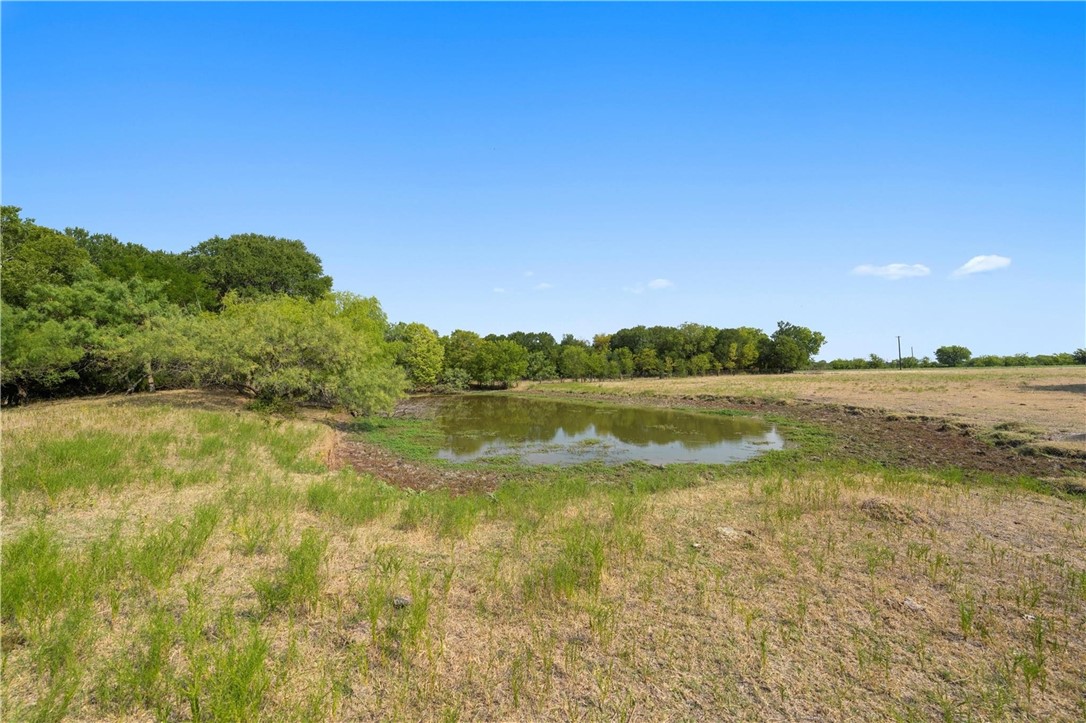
[327,432,506,495]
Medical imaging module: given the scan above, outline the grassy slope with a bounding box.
[2,391,1085,721]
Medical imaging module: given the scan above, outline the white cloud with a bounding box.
[493,287,506,294]
[951,255,1011,278]
[852,263,931,280]
[626,278,675,294]
[534,282,553,291]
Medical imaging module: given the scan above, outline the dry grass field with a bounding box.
[2,376,1085,721]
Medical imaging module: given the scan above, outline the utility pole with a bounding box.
[897,336,903,369]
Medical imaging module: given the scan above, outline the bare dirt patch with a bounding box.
[327,432,504,495]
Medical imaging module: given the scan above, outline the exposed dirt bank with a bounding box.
[328,430,506,495]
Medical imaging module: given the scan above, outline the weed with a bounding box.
[132,504,221,589]
[307,471,397,526]
[184,610,271,722]
[860,542,896,577]
[587,601,617,648]
[254,529,329,615]
[1,524,73,631]
[98,605,175,716]
[398,490,487,539]
[522,519,606,604]
[230,509,284,555]
[958,592,976,640]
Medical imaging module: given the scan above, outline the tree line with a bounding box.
[401,321,828,391]
[813,345,1086,370]
[4,206,1079,407]
[1,207,833,403]
[1,207,402,410]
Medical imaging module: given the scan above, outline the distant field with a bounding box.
[523,366,1086,438]
[2,389,1084,721]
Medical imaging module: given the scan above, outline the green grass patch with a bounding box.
[306,470,399,526]
[1,524,75,630]
[523,518,607,604]
[254,529,329,615]
[97,605,175,717]
[350,416,444,462]
[398,489,490,539]
[132,504,221,589]
[2,407,325,507]
[3,431,131,502]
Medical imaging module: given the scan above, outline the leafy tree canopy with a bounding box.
[1,276,172,399]
[68,227,216,309]
[443,330,483,374]
[389,322,445,388]
[189,293,405,414]
[182,233,332,304]
[469,339,528,388]
[1,206,92,307]
[934,345,972,367]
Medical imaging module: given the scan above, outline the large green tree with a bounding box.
[934,345,972,367]
[1,277,172,400]
[182,233,332,304]
[68,227,216,309]
[525,351,558,380]
[1,207,92,307]
[188,293,405,413]
[469,339,528,388]
[713,327,766,373]
[442,330,483,375]
[759,321,825,372]
[389,322,445,388]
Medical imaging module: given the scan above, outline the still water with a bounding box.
[432,395,784,465]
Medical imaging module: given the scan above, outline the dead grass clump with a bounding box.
[1024,440,1086,460]
[1047,477,1086,496]
[859,497,919,524]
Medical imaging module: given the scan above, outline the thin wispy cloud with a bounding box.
[493,287,506,294]
[951,255,1011,278]
[625,278,675,294]
[533,282,553,291]
[523,270,534,277]
[852,263,931,280]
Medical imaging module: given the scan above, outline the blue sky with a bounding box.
[3,2,1083,360]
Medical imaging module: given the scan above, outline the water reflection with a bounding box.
[432,395,783,465]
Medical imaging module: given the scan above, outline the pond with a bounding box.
[431,395,784,465]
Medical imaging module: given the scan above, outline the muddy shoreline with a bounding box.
[330,391,1086,492]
